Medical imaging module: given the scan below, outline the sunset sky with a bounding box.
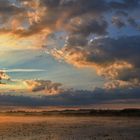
[0,0,140,108]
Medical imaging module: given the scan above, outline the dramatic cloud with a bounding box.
[112,16,126,28]
[52,35,140,89]
[0,87,140,106]
[25,80,63,94]
[109,0,140,10]
[0,71,63,95]
[0,0,25,23]
[0,0,139,50]
[0,0,140,93]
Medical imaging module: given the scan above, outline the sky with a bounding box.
[0,0,140,108]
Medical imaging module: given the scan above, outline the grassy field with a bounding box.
[0,110,139,140]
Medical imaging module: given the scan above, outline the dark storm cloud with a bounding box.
[41,0,109,14]
[48,0,140,88]
[0,88,140,106]
[69,18,108,36]
[127,17,140,30]
[66,34,88,47]
[112,17,126,28]
[0,0,139,37]
[109,0,140,10]
[52,35,140,88]
[114,10,128,17]
[0,0,24,14]
[0,0,25,22]
[87,35,140,66]
[36,0,109,38]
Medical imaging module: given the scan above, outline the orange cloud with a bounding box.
[0,71,10,81]
[24,80,63,95]
[105,79,140,89]
[51,35,140,89]
[51,47,133,79]
[0,0,139,90]
[0,71,63,95]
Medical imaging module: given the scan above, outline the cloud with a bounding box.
[0,71,63,95]
[51,35,140,89]
[0,71,10,81]
[127,17,140,29]
[0,0,139,90]
[0,69,45,73]
[0,0,138,50]
[0,0,25,23]
[104,79,140,89]
[0,87,140,106]
[112,16,126,28]
[109,0,140,10]
[24,80,63,94]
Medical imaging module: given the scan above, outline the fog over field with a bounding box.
[0,116,139,140]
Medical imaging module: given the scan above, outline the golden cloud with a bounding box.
[24,80,63,95]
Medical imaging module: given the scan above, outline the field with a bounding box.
[0,115,139,140]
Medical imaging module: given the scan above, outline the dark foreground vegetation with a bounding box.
[1,108,140,117]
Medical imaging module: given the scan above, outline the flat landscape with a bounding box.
[0,114,139,140]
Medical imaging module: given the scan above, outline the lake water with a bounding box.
[0,115,139,140]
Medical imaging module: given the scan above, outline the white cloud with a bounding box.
[0,69,46,73]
